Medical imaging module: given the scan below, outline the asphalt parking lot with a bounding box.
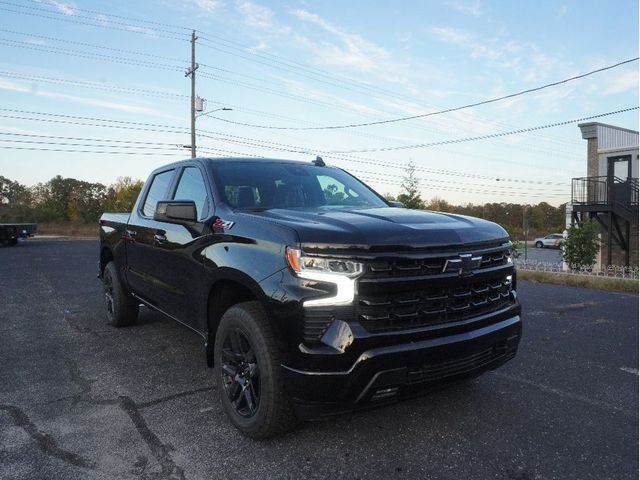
[1,240,638,480]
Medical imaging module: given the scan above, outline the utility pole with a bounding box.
[185,30,199,158]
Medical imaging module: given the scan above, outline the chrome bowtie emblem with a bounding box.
[443,254,482,276]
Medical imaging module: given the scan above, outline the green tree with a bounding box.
[397,161,424,210]
[425,196,452,212]
[105,177,144,212]
[561,221,600,269]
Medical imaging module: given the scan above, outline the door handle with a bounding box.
[154,232,167,244]
[124,229,137,242]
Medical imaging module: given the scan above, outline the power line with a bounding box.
[0,1,585,149]
[0,31,585,151]
[0,2,189,39]
[0,65,580,158]
[0,71,188,99]
[0,131,184,146]
[0,6,584,148]
[0,108,575,185]
[0,38,184,71]
[195,35,585,148]
[201,59,639,131]
[20,0,192,32]
[0,145,183,155]
[328,107,639,153]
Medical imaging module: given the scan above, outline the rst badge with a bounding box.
[212,217,235,230]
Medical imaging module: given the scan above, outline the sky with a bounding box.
[0,0,638,206]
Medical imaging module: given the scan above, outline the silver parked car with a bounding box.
[534,233,563,248]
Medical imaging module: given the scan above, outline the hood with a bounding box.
[245,207,508,252]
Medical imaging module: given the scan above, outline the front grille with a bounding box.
[357,275,513,333]
[363,244,511,279]
[406,343,513,384]
[301,243,516,343]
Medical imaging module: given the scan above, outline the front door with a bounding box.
[607,155,632,204]
[148,164,213,330]
[125,168,177,306]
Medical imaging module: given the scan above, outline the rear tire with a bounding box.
[535,241,543,248]
[103,262,138,327]
[214,301,297,439]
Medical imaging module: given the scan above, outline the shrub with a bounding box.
[561,221,599,269]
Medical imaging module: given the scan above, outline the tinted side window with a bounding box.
[173,167,209,220]
[142,170,174,217]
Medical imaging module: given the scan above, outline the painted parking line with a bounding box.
[619,366,639,375]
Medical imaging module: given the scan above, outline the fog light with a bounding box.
[371,387,399,401]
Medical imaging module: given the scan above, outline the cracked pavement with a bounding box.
[0,240,638,479]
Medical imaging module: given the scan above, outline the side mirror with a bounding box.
[388,200,404,208]
[154,200,198,224]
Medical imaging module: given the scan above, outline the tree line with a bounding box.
[0,173,566,237]
[0,175,143,224]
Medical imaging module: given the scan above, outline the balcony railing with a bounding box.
[571,176,639,208]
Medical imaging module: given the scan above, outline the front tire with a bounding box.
[103,262,138,327]
[535,241,543,248]
[214,301,297,439]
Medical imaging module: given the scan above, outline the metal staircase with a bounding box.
[571,176,639,266]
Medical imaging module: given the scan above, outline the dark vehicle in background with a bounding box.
[99,157,521,439]
[0,223,37,246]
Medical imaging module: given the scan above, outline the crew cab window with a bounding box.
[173,167,209,220]
[142,169,174,217]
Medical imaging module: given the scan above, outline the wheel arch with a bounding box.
[100,246,114,275]
[205,269,272,366]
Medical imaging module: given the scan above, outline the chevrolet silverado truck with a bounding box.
[99,157,521,439]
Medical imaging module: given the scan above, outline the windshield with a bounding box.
[212,162,388,210]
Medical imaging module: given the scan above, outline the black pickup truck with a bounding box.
[99,157,521,438]
[0,223,37,246]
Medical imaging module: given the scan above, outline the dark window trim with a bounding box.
[607,154,632,181]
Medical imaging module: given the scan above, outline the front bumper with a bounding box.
[282,314,521,419]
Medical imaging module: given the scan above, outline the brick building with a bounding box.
[570,122,638,268]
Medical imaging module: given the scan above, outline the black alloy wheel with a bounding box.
[104,270,115,320]
[221,328,261,418]
[102,261,138,327]
[214,301,298,439]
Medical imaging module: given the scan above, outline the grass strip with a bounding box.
[519,270,638,294]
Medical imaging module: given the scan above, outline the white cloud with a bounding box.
[430,26,521,62]
[556,5,568,18]
[290,9,406,82]
[236,0,275,28]
[601,69,639,95]
[272,74,387,117]
[0,79,162,115]
[93,14,159,37]
[195,0,222,14]
[446,0,483,17]
[37,0,77,15]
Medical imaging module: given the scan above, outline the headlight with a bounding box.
[286,247,363,277]
[286,247,363,307]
